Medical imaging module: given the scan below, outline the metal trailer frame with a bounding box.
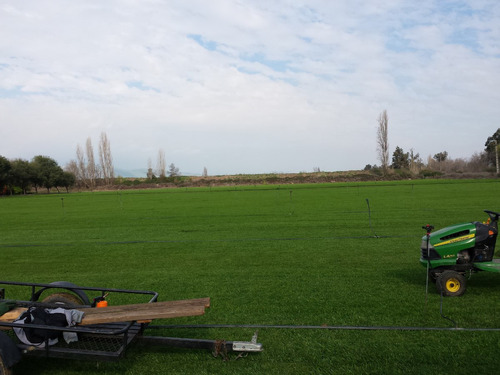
[0,281,262,371]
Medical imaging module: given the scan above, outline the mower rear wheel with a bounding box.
[437,271,466,297]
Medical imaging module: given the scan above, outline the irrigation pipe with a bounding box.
[147,323,500,332]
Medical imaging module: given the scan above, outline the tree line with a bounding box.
[2,121,498,195]
[0,155,74,195]
[0,132,115,195]
[0,132,184,194]
[374,110,499,175]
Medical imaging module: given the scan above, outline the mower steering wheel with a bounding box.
[484,210,500,223]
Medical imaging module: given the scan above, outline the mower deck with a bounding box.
[474,259,500,273]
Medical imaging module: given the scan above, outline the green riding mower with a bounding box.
[420,210,500,297]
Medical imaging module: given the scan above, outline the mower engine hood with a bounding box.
[420,216,498,269]
[420,222,477,267]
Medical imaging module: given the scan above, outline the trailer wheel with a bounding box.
[42,292,85,306]
[0,353,12,375]
[437,271,466,297]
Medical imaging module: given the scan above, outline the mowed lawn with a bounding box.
[1,180,500,374]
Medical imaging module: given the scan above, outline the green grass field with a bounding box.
[2,180,500,374]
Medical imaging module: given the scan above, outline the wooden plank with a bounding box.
[0,307,25,322]
[0,297,210,327]
[79,298,210,325]
[80,297,210,315]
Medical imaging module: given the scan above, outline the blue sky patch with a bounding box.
[241,53,291,72]
[385,33,419,53]
[126,81,160,92]
[447,27,480,52]
[188,34,218,51]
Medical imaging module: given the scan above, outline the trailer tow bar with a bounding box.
[138,331,263,355]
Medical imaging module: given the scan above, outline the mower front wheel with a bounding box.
[437,270,466,297]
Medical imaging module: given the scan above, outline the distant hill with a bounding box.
[115,168,198,178]
[105,169,496,191]
[114,168,147,178]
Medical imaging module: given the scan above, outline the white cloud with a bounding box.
[1,0,499,175]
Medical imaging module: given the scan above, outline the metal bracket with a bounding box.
[232,331,263,352]
[232,341,263,352]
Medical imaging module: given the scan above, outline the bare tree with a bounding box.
[86,137,97,188]
[64,160,81,187]
[409,148,422,174]
[202,167,208,177]
[157,149,166,178]
[98,132,114,185]
[376,110,389,172]
[76,144,89,187]
[65,160,78,176]
[467,152,488,172]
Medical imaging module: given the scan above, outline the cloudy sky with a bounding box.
[1,1,499,176]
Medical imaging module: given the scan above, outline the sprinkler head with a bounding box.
[422,224,434,234]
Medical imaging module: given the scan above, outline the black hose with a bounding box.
[440,290,458,328]
[146,323,500,332]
